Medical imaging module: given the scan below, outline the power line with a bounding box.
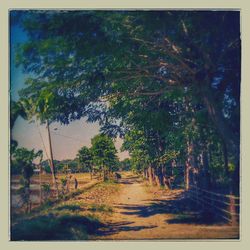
[51,131,85,143]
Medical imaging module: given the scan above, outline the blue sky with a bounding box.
[11,23,128,161]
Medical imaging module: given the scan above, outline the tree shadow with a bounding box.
[166,212,225,225]
[11,213,103,240]
[113,191,226,225]
[119,176,142,185]
[96,221,157,236]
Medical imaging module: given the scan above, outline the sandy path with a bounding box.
[93,174,239,240]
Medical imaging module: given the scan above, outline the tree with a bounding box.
[13,11,240,193]
[10,100,28,130]
[12,147,43,212]
[77,146,93,178]
[91,134,118,181]
[10,100,29,164]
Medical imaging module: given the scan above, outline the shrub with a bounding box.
[11,213,102,240]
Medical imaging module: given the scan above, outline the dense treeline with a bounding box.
[11,136,121,177]
[12,11,240,194]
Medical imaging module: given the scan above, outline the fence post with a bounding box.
[209,192,214,219]
[229,195,237,226]
[195,185,199,209]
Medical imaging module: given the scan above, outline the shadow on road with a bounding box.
[118,176,142,185]
[113,192,226,225]
[96,221,157,236]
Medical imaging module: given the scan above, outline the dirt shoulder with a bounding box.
[92,173,239,240]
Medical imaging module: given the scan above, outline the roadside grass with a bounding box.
[74,180,120,202]
[55,203,82,212]
[11,212,102,240]
[103,179,117,184]
[88,204,113,213]
[11,180,120,240]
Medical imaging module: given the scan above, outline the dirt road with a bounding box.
[93,173,239,240]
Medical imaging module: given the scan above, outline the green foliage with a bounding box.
[13,147,43,165]
[40,159,79,173]
[228,162,235,172]
[13,11,240,191]
[60,177,67,187]
[11,213,101,240]
[41,183,51,201]
[77,146,93,172]
[15,11,240,139]
[121,129,150,173]
[60,177,68,196]
[10,100,28,129]
[91,134,118,174]
[12,147,43,211]
[12,147,43,181]
[119,158,132,171]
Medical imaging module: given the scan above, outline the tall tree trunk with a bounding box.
[201,148,211,190]
[155,165,164,187]
[185,140,195,190]
[152,166,156,185]
[185,161,190,191]
[201,87,239,149]
[89,166,93,180]
[103,166,108,181]
[162,165,170,189]
[200,82,240,194]
[147,165,154,185]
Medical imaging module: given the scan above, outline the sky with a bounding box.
[10,22,129,161]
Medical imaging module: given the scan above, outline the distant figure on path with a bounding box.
[74,177,78,189]
[114,172,121,181]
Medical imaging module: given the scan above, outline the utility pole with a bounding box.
[46,120,59,197]
[39,164,42,204]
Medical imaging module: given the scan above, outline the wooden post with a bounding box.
[39,164,42,204]
[195,185,199,209]
[46,120,59,198]
[229,195,238,226]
